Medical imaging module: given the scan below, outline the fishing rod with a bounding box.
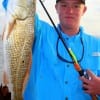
[39,0,81,69]
[39,0,98,100]
[39,0,84,74]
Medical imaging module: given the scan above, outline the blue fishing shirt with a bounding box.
[23,15,100,100]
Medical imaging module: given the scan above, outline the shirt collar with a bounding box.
[57,24,84,42]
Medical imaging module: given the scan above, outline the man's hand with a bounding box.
[80,70,100,95]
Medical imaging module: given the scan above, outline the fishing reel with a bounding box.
[79,69,91,90]
[79,69,91,80]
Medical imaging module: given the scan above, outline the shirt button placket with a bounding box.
[65,81,68,100]
[64,64,70,100]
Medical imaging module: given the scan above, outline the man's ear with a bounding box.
[55,4,58,14]
[83,6,87,15]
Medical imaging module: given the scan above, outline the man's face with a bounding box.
[55,0,87,29]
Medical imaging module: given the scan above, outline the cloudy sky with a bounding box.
[36,0,100,37]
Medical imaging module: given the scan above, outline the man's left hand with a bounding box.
[80,70,100,95]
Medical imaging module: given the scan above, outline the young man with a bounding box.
[24,0,100,100]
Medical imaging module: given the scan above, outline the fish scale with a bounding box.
[3,0,36,99]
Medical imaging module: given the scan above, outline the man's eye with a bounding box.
[74,4,81,8]
[61,4,67,7]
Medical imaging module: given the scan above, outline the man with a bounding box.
[23,0,100,100]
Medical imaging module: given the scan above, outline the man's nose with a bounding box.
[67,7,74,13]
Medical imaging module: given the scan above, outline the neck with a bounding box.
[60,25,80,36]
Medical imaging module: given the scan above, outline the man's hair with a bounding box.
[56,0,85,4]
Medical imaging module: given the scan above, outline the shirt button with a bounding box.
[65,97,68,100]
[66,64,70,67]
[65,81,68,84]
[66,38,69,40]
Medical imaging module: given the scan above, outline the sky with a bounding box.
[0,0,100,36]
[36,0,100,37]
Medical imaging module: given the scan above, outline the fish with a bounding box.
[2,0,36,99]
